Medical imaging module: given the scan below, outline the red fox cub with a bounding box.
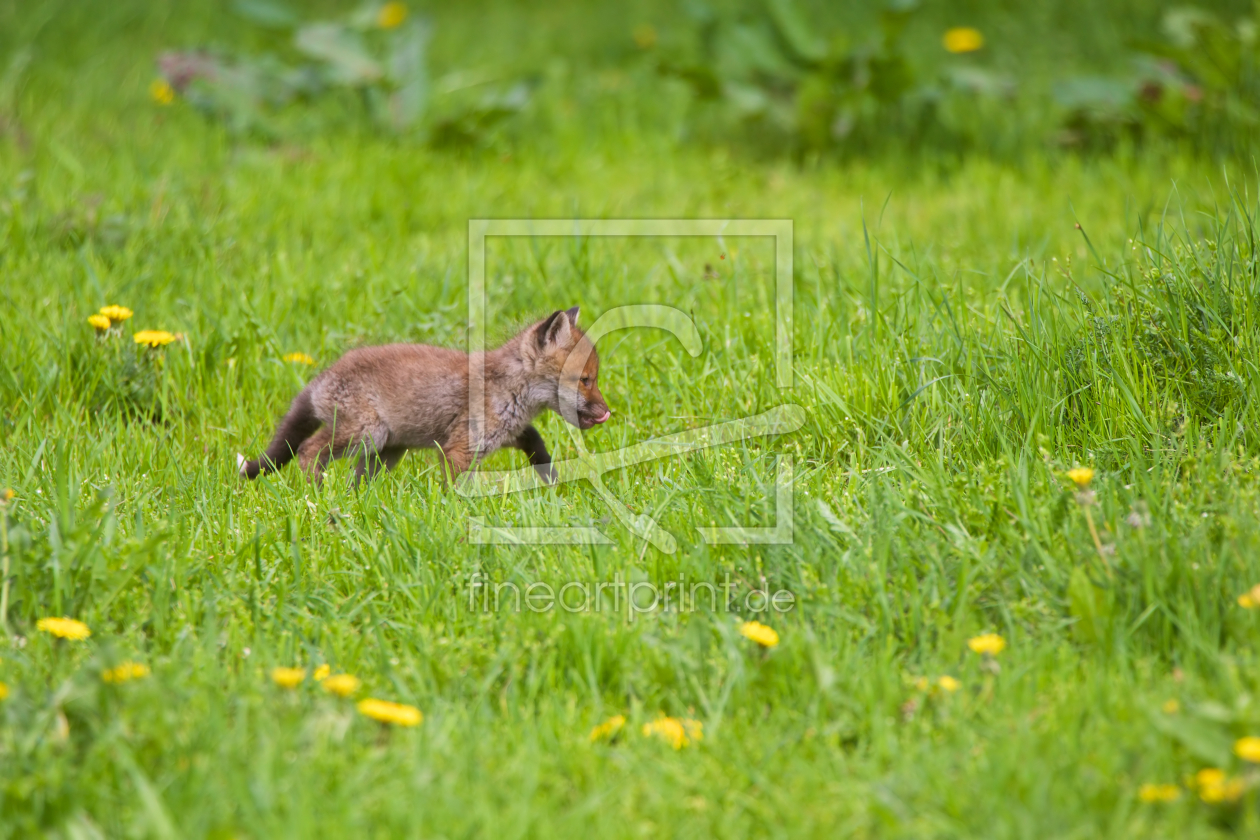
[238,307,610,484]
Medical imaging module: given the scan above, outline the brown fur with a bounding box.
[238,307,610,484]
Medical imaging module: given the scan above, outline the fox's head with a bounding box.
[528,306,611,430]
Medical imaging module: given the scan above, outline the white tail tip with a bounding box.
[236,453,247,475]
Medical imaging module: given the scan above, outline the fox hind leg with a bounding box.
[298,427,336,481]
[349,420,393,487]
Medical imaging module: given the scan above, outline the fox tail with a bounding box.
[238,389,321,479]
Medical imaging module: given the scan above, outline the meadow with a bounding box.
[3,0,1260,836]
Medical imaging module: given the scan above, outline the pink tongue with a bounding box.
[595,410,611,423]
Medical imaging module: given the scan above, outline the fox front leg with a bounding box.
[513,425,557,485]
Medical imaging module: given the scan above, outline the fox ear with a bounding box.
[537,310,572,350]
[565,306,580,325]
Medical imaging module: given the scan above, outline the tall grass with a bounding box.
[1,0,1260,837]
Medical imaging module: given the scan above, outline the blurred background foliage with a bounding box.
[2,0,1257,158]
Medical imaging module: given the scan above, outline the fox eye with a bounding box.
[580,377,591,387]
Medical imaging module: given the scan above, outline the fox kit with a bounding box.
[238,307,610,484]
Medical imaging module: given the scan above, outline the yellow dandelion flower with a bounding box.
[270,666,306,689]
[150,79,175,105]
[589,714,626,742]
[322,674,362,697]
[632,24,658,49]
[1199,775,1245,804]
[283,352,315,365]
[1066,467,1095,488]
[99,305,133,322]
[938,675,961,692]
[88,314,111,331]
[967,633,1006,655]
[1195,768,1226,788]
[1138,783,1181,803]
[0,681,8,700]
[1190,767,1247,803]
[102,661,150,684]
[1,488,15,503]
[357,698,423,726]
[133,330,177,348]
[642,716,703,749]
[1162,699,1180,714]
[313,664,331,681]
[943,27,984,53]
[739,620,779,648]
[377,2,407,29]
[36,617,92,641]
[1234,736,1260,763]
[1237,584,1260,609]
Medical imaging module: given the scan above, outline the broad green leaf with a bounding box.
[231,0,298,29]
[764,0,825,64]
[295,23,383,86]
[387,19,430,129]
[1149,706,1232,766]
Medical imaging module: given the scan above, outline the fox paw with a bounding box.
[534,462,558,485]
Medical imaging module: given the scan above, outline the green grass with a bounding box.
[4,1,1260,837]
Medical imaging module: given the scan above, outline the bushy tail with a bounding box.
[238,389,320,479]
